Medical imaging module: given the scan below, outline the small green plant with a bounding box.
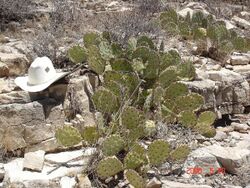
[56,32,218,186]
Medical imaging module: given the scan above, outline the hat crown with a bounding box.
[28,57,56,85]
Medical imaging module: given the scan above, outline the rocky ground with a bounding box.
[0,0,250,188]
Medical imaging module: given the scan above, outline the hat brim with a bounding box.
[14,72,69,92]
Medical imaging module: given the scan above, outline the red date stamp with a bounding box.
[186,167,226,175]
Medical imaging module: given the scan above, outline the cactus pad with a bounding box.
[124,151,145,169]
[121,107,143,130]
[148,140,170,165]
[81,126,99,145]
[164,82,188,100]
[145,120,157,137]
[143,50,160,79]
[99,41,114,60]
[68,46,87,64]
[137,35,155,49]
[96,156,123,179]
[111,58,133,72]
[153,86,164,105]
[159,66,178,88]
[177,61,196,80]
[55,126,82,147]
[124,169,145,188]
[197,111,216,126]
[179,110,197,128]
[195,111,217,138]
[83,32,100,48]
[175,93,204,112]
[160,50,181,71]
[132,46,150,62]
[92,87,120,114]
[87,45,105,74]
[170,145,190,161]
[102,135,125,156]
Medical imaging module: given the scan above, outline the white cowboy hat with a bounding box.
[15,56,69,92]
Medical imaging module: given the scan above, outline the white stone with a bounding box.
[232,16,250,29]
[77,174,92,188]
[23,150,45,172]
[146,177,161,188]
[231,122,249,132]
[60,176,77,188]
[230,53,250,65]
[45,148,96,164]
[214,131,227,141]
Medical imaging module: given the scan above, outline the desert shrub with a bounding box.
[0,0,33,31]
[56,32,217,186]
[33,0,82,65]
[100,0,163,45]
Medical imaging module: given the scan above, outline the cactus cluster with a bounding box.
[160,9,250,59]
[55,32,220,186]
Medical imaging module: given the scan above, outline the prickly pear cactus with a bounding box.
[87,45,105,75]
[68,46,87,64]
[125,169,146,188]
[111,58,133,72]
[195,111,217,137]
[148,140,170,165]
[55,126,82,147]
[137,35,155,50]
[81,126,99,145]
[159,66,178,88]
[178,110,197,128]
[160,50,181,71]
[102,135,125,156]
[164,82,188,100]
[99,41,114,61]
[121,107,143,130]
[124,151,145,169]
[96,156,123,179]
[177,61,196,80]
[175,93,204,112]
[83,32,100,48]
[92,87,120,114]
[170,145,190,161]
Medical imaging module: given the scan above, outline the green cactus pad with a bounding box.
[178,110,197,128]
[148,140,170,165]
[92,87,120,114]
[160,9,179,34]
[81,126,99,145]
[55,126,82,147]
[175,93,204,112]
[177,61,196,81]
[87,45,105,74]
[170,145,190,161]
[197,111,216,126]
[68,46,87,64]
[124,151,145,169]
[127,125,146,143]
[102,134,125,156]
[160,50,181,71]
[164,82,188,100]
[103,71,123,84]
[143,50,160,79]
[161,100,177,123]
[121,107,143,130]
[83,32,100,48]
[159,66,178,88]
[96,156,123,179]
[132,46,150,62]
[111,58,133,72]
[130,143,147,162]
[111,43,124,58]
[132,58,145,73]
[137,35,155,49]
[99,41,114,61]
[195,111,217,138]
[124,169,146,188]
